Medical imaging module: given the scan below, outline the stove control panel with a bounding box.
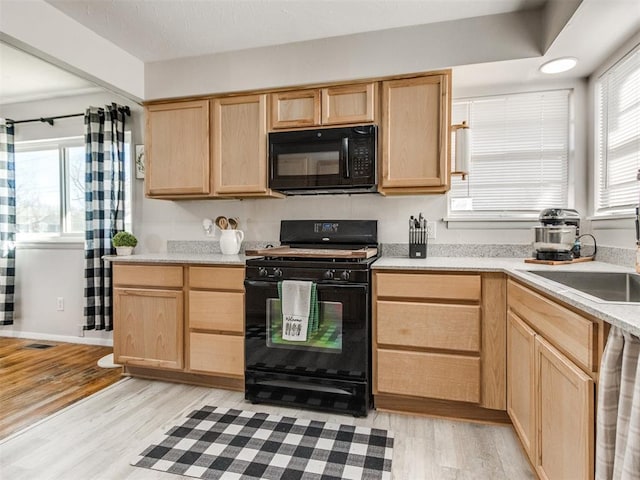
[245,265,369,284]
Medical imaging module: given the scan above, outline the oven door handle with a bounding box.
[244,279,275,289]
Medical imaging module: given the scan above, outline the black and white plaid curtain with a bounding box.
[84,105,125,331]
[0,120,16,326]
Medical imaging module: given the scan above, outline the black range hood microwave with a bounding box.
[268,125,377,195]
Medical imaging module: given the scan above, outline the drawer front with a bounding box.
[507,280,596,372]
[376,349,480,403]
[189,333,244,376]
[376,301,480,352]
[189,290,244,333]
[112,264,183,288]
[189,266,245,290]
[375,273,481,301]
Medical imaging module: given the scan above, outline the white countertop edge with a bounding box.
[103,253,247,265]
[373,257,639,338]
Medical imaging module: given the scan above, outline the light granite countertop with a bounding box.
[104,252,639,337]
[373,257,639,337]
[104,253,247,265]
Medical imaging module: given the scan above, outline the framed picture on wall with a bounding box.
[135,144,145,179]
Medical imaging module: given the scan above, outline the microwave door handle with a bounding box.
[341,137,350,178]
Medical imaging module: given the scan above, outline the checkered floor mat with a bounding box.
[132,406,393,479]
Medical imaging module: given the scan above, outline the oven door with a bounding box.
[244,279,369,381]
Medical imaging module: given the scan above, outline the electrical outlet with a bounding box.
[56,297,64,311]
[426,221,437,240]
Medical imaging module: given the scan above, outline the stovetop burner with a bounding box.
[245,220,378,283]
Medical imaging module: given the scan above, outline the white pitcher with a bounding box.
[219,229,244,255]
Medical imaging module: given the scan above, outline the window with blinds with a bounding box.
[449,89,570,218]
[595,44,640,216]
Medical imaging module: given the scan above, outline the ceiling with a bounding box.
[1,0,639,104]
[44,0,547,63]
[0,42,99,105]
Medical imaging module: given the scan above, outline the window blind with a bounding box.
[449,90,570,217]
[596,44,640,215]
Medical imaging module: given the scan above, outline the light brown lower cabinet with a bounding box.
[373,270,507,421]
[536,336,594,480]
[113,287,184,370]
[186,266,245,379]
[112,263,245,390]
[507,311,536,464]
[507,279,600,480]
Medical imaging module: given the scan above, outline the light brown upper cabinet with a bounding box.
[270,82,377,129]
[145,100,210,197]
[380,72,451,194]
[211,94,273,196]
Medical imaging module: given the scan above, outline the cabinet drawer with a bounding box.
[113,264,183,288]
[375,273,481,301]
[376,349,480,403]
[376,301,480,352]
[189,266,245,290]
[507,280,596,372]
[189,332,244,376]
[189,291,244,333]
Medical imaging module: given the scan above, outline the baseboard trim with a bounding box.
[124,366,244,391]
[0,330,113,347]
[374,393,511,425]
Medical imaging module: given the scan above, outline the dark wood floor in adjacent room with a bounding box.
[0,337,123,439]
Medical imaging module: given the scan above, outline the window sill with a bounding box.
[443,217,539,229]
[589,214,636,230]
[17,238,84,250]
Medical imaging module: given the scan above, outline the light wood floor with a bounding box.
[0,377,535,479]
[0,337,123,439]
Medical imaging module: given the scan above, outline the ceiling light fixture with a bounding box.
[539,57,578,74]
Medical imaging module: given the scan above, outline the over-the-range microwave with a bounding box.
[268,125,377,195]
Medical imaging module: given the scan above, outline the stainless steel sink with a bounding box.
[525,271,640,303]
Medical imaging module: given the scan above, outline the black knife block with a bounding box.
[409,227,427,258]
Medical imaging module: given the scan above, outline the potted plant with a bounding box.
[112,231,138,256]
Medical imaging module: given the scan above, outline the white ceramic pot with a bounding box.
[116,246,134,256]
[219,229,244,255]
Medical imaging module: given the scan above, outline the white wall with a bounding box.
[145,10,542,100]
[0,92,143,344]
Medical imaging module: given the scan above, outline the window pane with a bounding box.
[596,45,640,214]
[67,146,86,233]
[449,90,570,216]
[15,150,61,234]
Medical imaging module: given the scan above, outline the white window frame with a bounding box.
[14,133,133,245]
[446,89,573,225]
[593,43,640,218]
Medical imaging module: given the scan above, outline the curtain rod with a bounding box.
[6,105,131,126]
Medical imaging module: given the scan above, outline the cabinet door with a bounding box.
[507,311,536,464]
[270,89,320,129]
[321,83,376,125]
[535,336,594,480]
[380,75,450,193]
[211,94,269,195]
[113,288,183,370]
[145,100,210,196]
